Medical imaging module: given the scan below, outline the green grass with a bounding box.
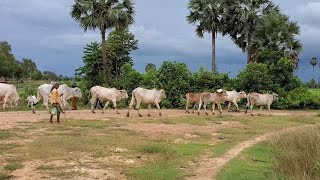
[0,173,12,180]
[4,162,23,171]
[216,142,278,180]
[0,131,14,140]
[1,113,319,179]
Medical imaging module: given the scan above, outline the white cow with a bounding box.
[127,87,166,117]
[222,91,247,112]
[36,83,82,111]
[198,89,227,115]
[245,92,279,116]
[26,95,37,114]
[0,83,20,109]
[90,86,128,114]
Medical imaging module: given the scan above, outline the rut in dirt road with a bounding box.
[187,125,316,180]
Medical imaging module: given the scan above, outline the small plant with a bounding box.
[4,162,23,171]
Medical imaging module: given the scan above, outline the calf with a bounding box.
[198,89,227,115]
[245,92,279,116]
[185,93,201,113]
[26,95,37,114]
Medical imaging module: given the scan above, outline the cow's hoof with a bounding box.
[126,113,130,117]
[139,114,143,117]
[159,113,162,116]
[92,111,95,114]
[117,112,120,114]
[148,114,151,117]
[198,112,200,115]
[205,112,209,115]
[102,112,104,114]
[251,114,254,116]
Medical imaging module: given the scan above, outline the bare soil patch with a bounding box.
[0,109,316,130]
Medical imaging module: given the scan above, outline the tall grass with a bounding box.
[270,126,320,179]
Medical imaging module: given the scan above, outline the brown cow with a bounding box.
[185,93,201,113]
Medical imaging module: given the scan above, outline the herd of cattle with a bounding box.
[0,82,279,116]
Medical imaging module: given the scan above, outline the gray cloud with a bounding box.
[0,0,319,82]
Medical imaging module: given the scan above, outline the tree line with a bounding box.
[0,41,71,82]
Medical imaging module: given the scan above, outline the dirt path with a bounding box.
[188,125,316,180]
[0,109,316,130]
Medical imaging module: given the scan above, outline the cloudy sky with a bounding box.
[0,0,319,82]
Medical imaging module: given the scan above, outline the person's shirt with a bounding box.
[49,89,61,105]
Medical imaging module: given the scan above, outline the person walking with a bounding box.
[49,82,64,123]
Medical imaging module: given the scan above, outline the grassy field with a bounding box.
[0,113,318,179]
[216,125,320,180]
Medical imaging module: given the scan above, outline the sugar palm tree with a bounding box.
[310,57,318,81]
[70,0,134,84]
[187,0,222,73]
[228,0,278,63]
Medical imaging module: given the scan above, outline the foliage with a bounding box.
[106,29,138,81]
[235,63,273,93]
[75,42,106,104]
[250,11,302,67]
[70,0,135,83]
[118,63,143,94]
[145,63,156,72]
[186,0,221,73]
[191,66,231,92]
[157,61,192,108]
[42,71,58,81]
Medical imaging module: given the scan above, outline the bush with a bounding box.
[275,87,320,109]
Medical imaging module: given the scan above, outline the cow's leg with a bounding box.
[135,99,143,117]
[192,104,197,113]
[204,102,208,115]
[227,102,232,112]
[185,100,189,113]
[268,104,271,116]
[102,101,110,114]
[31,104,35,114]
[234,101,240,112]
[218,103,222,115]
[212,103,216,115]
[2,95,9,109]
[259,106,263,116]
[127,98,135,117]
[148,104,152,117]
[250,104,254,116]
[90,96,97,113]
[112,100,120,114]
[155,102,162,116]
[198,101,202,115]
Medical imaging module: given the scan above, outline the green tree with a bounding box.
[70,0,135,84]
[227,0,277,63]
[157,61,192,108]
[119,63,143,93]
[310,57,318,81]
[21,58,38,78]
[43,71,58,81]
[249,12,302,67]
[145,63,156,72]
[76,42,105,90]
[31,70,43,80]
[0,41,17,78]
[106,29,138,81]
[187,0,221,73]
[236,63,273,92]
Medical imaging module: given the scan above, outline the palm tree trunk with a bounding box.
[101,29,111,85]
[211,31,217,73]
[313,66,315,81]
[247,33,251,64]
